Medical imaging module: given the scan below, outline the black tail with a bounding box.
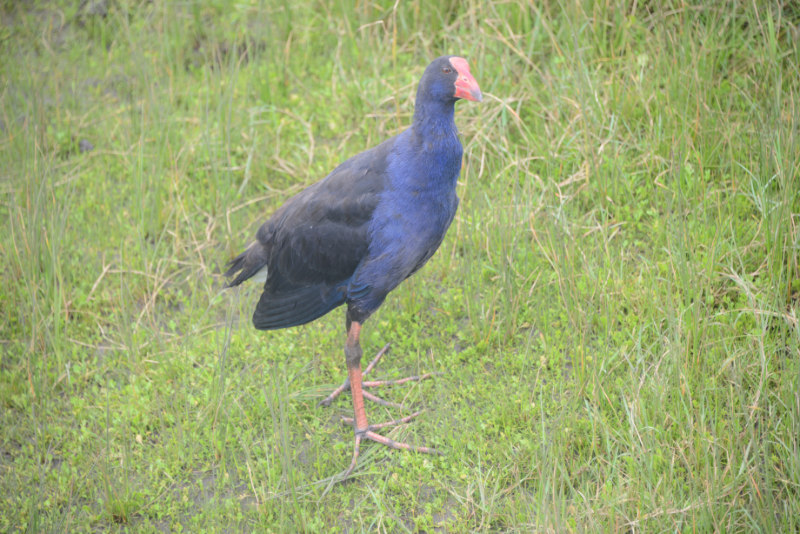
[224,243,268,287]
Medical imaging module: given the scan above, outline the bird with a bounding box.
[225,55,481,478]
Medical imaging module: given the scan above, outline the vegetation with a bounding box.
[2,0,798,531]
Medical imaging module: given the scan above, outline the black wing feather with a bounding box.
[225,137,393,330]
[252,283,346,330]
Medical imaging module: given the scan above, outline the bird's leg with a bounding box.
[318,343,437,407]
[338,321,440,480]
[345,321,369,431]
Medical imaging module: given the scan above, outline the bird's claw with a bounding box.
[318,343,436,408]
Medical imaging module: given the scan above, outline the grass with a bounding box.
[1,0,798,531]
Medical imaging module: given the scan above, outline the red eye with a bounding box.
[442,67,452,74]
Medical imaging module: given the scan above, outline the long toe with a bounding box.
[318,343,390,406]
[318,377,349,407]
[363,430,441,455]
[362,371,440,388]
[337,426,441,482]
[341,410,427,430]
[318,344,437,407]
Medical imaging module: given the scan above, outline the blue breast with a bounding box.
[347,128,462,312]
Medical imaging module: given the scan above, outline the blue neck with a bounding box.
[412,98,457,141]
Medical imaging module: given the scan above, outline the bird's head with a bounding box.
[418,56,482,104]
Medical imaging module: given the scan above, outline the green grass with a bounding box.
[2,0,799,531]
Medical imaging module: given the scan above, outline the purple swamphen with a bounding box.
[225,56,481,478]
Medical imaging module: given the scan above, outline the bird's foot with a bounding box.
[337,412,441,480]
[341,409,426,430]
[318,343,437,408]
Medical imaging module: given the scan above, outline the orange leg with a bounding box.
[337,321,440,480]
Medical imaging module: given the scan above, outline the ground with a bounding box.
[1,1,799,531]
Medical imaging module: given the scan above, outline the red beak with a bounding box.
[450,57,482,102]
